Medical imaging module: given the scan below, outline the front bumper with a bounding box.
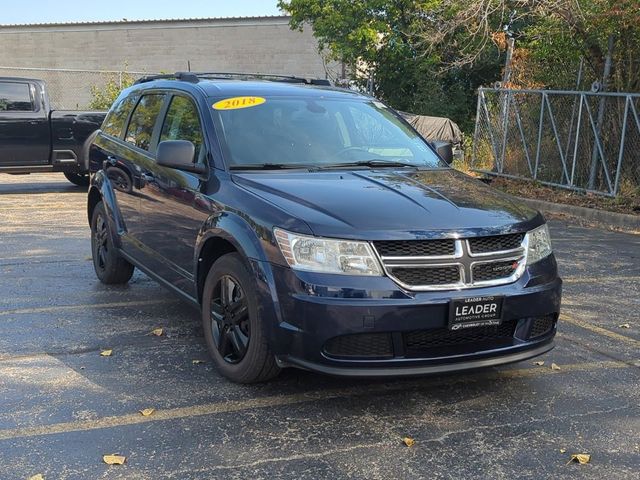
[257,255,562,377]
[280,341,555,377]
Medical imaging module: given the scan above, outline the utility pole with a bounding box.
[502,37,515,87]
[588,35,614,190]
[497,14,516,173]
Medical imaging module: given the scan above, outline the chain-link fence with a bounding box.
[0,66,156,110]
[472,88,640,197]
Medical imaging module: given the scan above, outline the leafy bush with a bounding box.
[89,71,136,110]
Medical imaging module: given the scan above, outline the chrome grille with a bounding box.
[468,233,525,254]
[375,233,527,291]
[373,239,455,257]
[472,259,519,282]
[392,266,461,286]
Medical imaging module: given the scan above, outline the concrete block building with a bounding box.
[0,16,332,108]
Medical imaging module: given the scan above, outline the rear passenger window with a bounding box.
[102,95,137,138]
[0,82,34,112]
[160,96,204,159]
[125,94,165,151]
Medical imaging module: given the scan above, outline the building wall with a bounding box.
[0,16,333,109]
[0,16,327,78]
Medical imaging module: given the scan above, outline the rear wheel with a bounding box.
[91,201,134,284]
[64,171,90,187]
[202,253,280,383]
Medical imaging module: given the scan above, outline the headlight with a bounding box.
[274,228,383,276]
[525,224,552,265]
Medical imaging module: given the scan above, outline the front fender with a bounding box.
[195,210,271,264]
[194,211,286,321]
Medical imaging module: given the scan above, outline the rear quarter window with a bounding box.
[102,95,137,138]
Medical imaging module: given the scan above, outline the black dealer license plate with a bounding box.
[449,296,504,330]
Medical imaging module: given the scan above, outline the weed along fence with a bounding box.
[0,66,153,110]
[472,88,640,197]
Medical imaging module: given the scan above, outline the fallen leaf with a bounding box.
[560,448,567,454]
[618,324,630,329]
[28,475,44,480]
[192,359,205,364]
[402,437,415,447]
[100,349,112,357]
[139,408,155,417]
[567,453,591,465]
[151,328,164,336]
[551,363,561,371]
[533,361,545,366]
[103,454,126,465]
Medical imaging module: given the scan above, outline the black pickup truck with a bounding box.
[0,77,106,186]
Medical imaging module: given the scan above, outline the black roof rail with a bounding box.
[195,72,332,86]
[134,71,331,86]
[134,71,199,84]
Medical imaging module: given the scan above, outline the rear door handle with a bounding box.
[141,173,155,182]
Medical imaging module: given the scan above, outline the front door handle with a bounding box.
[106,156,118,166]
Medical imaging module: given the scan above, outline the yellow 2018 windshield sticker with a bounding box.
[213,96,266,110]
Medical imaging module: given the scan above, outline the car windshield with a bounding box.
[211,95,446,169]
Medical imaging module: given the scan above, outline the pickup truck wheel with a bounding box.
[64,172,90,187]
[202,253,280,383]
[106,167,133,193]
[91,202,134,284]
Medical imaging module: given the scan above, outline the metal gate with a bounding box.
[472,88,640,197]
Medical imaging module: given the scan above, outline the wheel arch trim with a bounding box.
[88,170,125,249]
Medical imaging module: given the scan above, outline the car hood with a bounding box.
[232,169,541,240]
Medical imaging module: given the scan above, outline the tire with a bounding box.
[91,201,134,284]
[64,171,90,187]
[106,167,133,193]
[202,253,280,383]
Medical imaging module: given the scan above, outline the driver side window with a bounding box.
[160,95,204,161]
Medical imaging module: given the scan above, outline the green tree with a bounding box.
[89,71,136,110]
[279,0,640,131]
[279,0,504,132]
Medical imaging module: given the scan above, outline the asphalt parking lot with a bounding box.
[0,173,638,479]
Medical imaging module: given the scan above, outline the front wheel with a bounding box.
[91,201,134,284]
[202,253,280,383]
[64,171,90,187]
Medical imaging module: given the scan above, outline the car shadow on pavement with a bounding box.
[0,182,87,195]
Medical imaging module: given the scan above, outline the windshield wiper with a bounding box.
[229,163,315,171]
[317,160,421,169]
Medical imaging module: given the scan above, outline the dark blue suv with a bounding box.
[87,72,561,383]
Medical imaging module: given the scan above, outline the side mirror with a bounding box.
[156,140,206,174]
[431,140,453,165]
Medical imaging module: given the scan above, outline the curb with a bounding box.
[514,196,640,234]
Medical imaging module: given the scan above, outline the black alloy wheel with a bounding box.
[90,201,134,284]
[210,275,250,364]
[94,212,110,271]
[202,253,280,383]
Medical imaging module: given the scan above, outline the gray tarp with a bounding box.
[399,112,463,145]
